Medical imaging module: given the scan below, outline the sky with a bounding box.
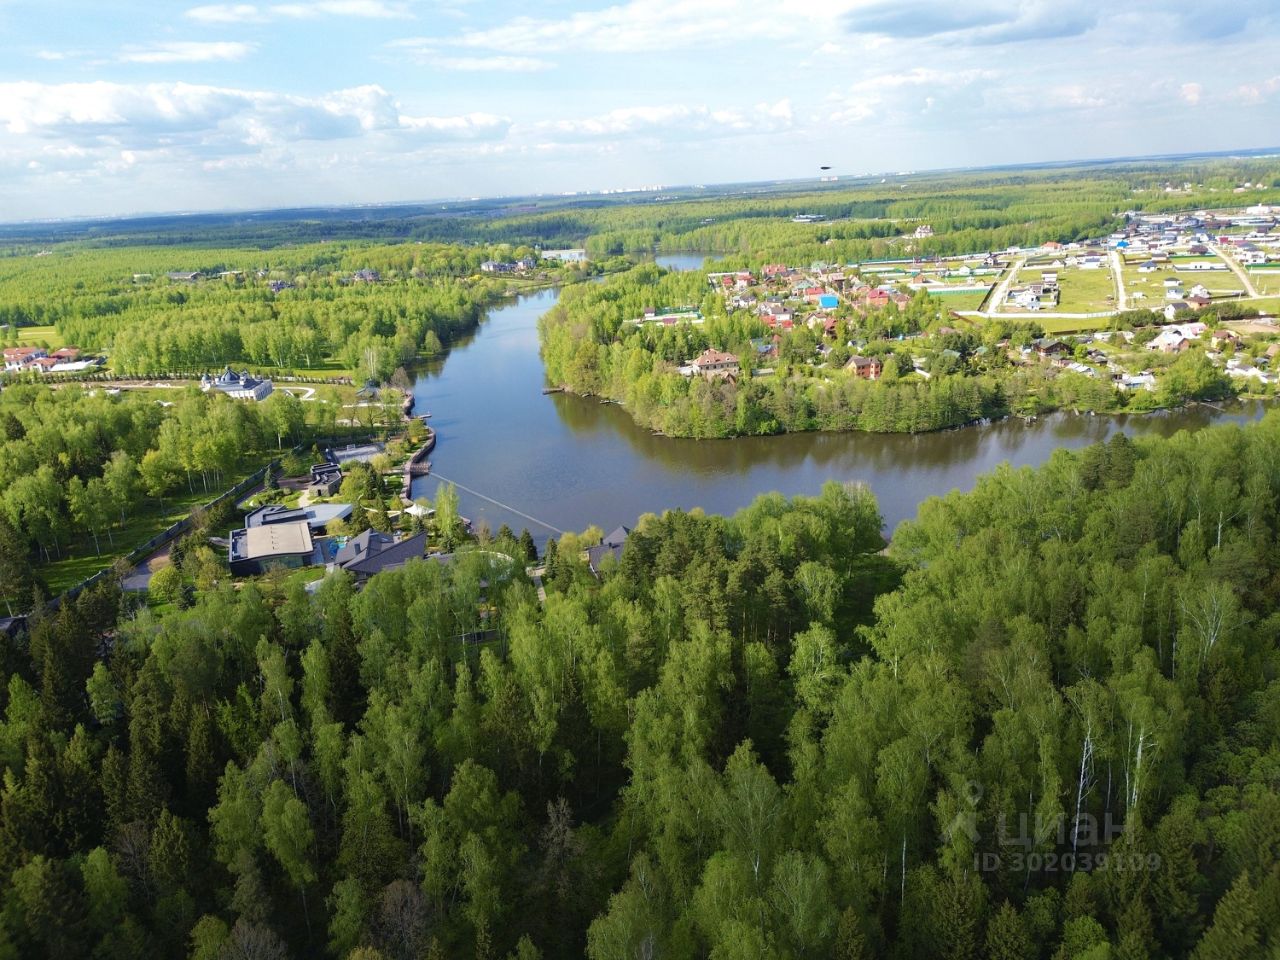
[2,1,1280,220]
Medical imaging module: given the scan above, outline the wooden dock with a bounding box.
[399,428,436,501]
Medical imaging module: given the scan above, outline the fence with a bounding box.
[47,460,281,611]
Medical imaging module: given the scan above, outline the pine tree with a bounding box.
[1190,874,1261,960]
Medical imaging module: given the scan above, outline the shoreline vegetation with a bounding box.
[537,263,1256,439]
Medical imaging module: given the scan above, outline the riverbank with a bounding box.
[409,282,1275,546]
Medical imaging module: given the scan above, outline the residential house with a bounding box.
[1210,329,1240,349]
[688,349,740,378]
[914,224,934,239]
[1032,338,1070,361]
[480,260,514,274]
[3,346,47,371]
[200,367,274,401]
[585,525,630,576]
[351,268,381,284]
[515,257,539,271]
[332,530,431,583]
[845,355,883,380]
[1149,329,1193,353]
[229,520,314,576]
[307,463,343,497]
[749,337,780,361]
[244,503,353,535]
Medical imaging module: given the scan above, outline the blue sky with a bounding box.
[2,1,1280,219]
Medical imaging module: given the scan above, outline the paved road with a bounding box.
[1211,244,1260,298]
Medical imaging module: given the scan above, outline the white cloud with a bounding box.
[827,68,996,125]
[435,56,552,72]
[270,0,410,19]
[1180,82,1203,106]
[185,3,264,23]
[454,0,805,54]
[528,99,793,142]
[184,0,408,23]
[1235,76,1280,105]
[119,41,257,64]
[387,39,552,70]
[0,80,508,153]
[844,0,1097,45]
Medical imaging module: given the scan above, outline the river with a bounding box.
[410,254,1269,540]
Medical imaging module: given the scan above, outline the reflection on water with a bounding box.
[412,277,1269,541]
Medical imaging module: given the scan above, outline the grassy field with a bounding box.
[1121,267,1182,305]
[1051,267,1117,312]
[1038,315,1117,334]
[1245,296,1280,316]
[1250,270,1280,295]
[927,290,991,311]
[2,324,65,349]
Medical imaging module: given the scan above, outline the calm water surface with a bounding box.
[411,255,1268,540]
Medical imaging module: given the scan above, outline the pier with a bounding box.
[399,428,436,500]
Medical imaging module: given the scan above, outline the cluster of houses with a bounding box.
[480,256,539,274]
[2,346,102,374]
[1021,318,1280,392]
[1006,272,1061,311]
[1110,209,1277,264]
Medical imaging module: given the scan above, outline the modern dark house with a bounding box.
[332,530,433,582]
[244,502,352,534]
[307,463,343,497]
[229,521,315,576]
[585,525,631,575]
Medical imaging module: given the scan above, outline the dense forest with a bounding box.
[0,242,603,379]
[1,415,1279,957]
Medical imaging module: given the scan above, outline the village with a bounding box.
[624,204,1280,398]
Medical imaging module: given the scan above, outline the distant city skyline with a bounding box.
[3,1,1279,219]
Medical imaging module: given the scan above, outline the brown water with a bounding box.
[411,256,1269,541]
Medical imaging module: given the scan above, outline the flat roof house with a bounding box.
[307,463,343,497]
[244,503,352,533]
[229,520,314,576]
